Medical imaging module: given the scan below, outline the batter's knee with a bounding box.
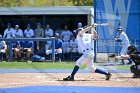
[87,64,96,73]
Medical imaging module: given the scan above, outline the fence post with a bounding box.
[9,41,13,62]
[52,39,55,62]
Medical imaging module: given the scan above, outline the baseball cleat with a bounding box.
[106,72,112,80]
[63,76,74,81]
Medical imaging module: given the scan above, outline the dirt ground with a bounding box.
[0,73,140,88]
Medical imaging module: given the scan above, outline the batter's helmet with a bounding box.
[117,26,123,31]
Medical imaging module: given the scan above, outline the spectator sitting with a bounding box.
[6,41,21,61]
[14,25,24,38]
[46,33,63,62]
[21,41,33,61]
[24,24,34,38]
[3,23,15,60]
[3,23,15,38]
[0,35,7,61]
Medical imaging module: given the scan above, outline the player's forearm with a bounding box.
[115,55,130,60]
[121,55,131,59]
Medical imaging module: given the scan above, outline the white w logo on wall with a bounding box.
[98,0,131,35]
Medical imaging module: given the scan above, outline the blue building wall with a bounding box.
[94,0,140,53]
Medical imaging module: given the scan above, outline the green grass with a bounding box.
[0,62,86,69]
[117,65,131,70]
[0,62,131,70]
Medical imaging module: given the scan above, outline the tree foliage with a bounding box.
[0,0,93,7]
[68,0,93,6]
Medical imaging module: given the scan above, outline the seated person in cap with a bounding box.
[14,25,24,38]
[24,24,34,38]
[46,33,63,62]
[21,41,33,61]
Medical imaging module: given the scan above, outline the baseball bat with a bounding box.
[74,23,112,33]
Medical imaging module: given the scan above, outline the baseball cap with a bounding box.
[55,33,59,37]
[15,25,19,28]
[117,26,123,31]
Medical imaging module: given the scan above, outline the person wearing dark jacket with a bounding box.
[118,45,140,78]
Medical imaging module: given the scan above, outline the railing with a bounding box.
[0,38,55,62]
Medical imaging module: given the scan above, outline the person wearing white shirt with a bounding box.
[14,25,24,38]
[45,24,54,50]
[115,26,132,65]
[63,25,111,81]
[24,24,34,38]
[3,23,15,38]
[3,23,15,61]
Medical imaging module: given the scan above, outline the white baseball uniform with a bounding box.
[24,29,34,37]
[45,28,54,50]
[76,27,96,72]
[119,32,130,55]
[61,30,73,53]
[3,28,15,38]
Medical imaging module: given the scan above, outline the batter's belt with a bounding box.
[83,48,93,52]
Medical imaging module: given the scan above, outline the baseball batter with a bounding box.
[63,24,111,81]
[115,26,132,64]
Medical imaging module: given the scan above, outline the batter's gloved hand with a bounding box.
[93,36,99,40]
[108,53,116,58]
[114,36,118,40]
